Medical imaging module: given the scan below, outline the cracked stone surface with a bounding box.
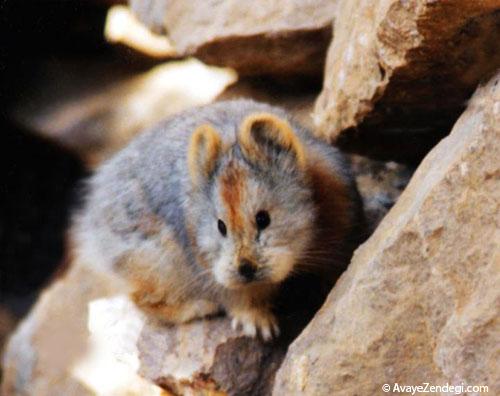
[314,0,500,162]
[274,71,500,395]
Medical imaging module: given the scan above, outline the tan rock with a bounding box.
[1,263,285,396]
[314,0,500,162]
[1,265,114,396]
[274,72,500,394]
[129,0,337,76]
[104,5,177,59]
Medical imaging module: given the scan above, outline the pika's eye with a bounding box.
[255,210,270,230]
[217,219,227,236]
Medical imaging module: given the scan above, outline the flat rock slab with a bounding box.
[314,0,500,162]
[274,72,500,395]
[1,264,285,395]
[129,0,337,76]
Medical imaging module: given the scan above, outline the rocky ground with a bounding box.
[1,0,499,395]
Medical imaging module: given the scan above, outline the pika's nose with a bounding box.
[238,258,257,282]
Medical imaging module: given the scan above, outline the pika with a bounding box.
[72,100,365,340]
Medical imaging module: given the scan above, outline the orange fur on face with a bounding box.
[219,164,247,235]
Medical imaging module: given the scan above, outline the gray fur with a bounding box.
[72,99,362,335]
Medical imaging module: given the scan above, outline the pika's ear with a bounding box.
[238,113,306,170]
[188,124,223,185]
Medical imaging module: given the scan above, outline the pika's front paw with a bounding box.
[230,308,280,341]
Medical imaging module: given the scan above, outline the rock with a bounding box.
[314,0,500,162]
[11,58,237,168]
[128,0,169,35]
[104,5,177,59]
[129,0,337,76]
[1,263,286,395]
[274,72,500,395]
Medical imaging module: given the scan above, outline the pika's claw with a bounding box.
[243,321,258,337]
[230,308,279,341]
[261,324,272,341]
[271,321,280,337]
[231,317,239,331]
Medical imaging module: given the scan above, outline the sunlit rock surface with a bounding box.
[314,0,500,162]
[274,71,500,395]
[129,0,337,76]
